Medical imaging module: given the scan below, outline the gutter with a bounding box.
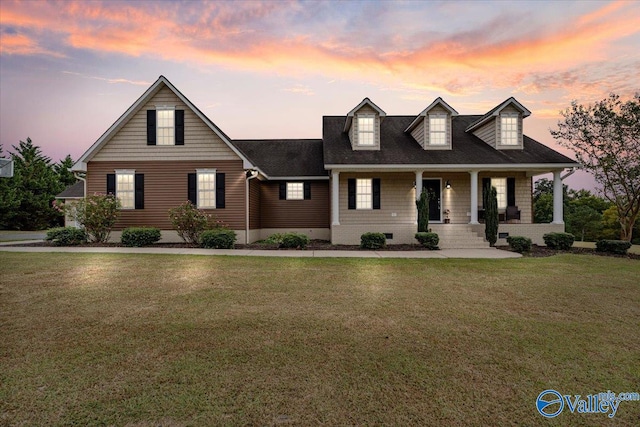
[74,172,87,198]
[245,170,259,244]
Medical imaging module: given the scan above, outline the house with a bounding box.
[67,76,578,247]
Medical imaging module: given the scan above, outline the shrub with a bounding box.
[484,183,498,247]
[279,232,310,249]
[631,237,640,245]
[45,227,86,246]
[360,232,386,250]
[506,236,532,253]
[264,233,286,245]
[168,201,211,244]
[543,232,575,250]
[595,239,632,255]
[71,193,120,243]
[416,189,429,233]
[415,232,439,250]
[200,229,237,249]
[121,227,161,247]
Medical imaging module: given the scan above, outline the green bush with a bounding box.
[543,232,575,250]
[595,239,632,255]
[506,236,532,253]
[71,194,120,243]
[168,202,212,244]
[360,232,386,250]
[121,227,161,247]
[200,229,237,249]
[415,232,439,250]
[631,237,640,245]
[45,227,86,246]
[264,233,286,245]
[279,232,310,249]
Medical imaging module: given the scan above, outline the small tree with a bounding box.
[416,188,430,232]
[168,201,212,244]
[552,93,640,241]
[484,183,498,246]
[72,193,120,242]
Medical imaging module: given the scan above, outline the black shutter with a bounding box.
[373,178,381,210]
[507,177,516,207]
[304,182,311,200]
[175,110,184,145]
[216,173,225,208]
[135,174,144,209]
[482,178,490,208]
[188,173,196,205]
[348,179,356,209]
[107,174,116,195]
[279,182,286,200]
[147,110,156,145]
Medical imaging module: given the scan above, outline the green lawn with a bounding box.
[1,253,639,426]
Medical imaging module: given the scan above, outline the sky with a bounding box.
[1,0,639,191]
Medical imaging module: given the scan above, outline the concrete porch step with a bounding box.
[428,224,491,249]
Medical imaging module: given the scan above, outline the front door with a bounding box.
[423,179,441,222]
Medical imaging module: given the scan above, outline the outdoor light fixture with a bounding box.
[445,180,451,189]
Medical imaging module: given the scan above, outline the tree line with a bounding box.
[0,138,77,230]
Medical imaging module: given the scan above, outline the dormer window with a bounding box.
[358,115,375,146]
[429,114,447,145]
[500,113,518,145]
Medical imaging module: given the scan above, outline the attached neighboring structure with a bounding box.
[65,76,578,247]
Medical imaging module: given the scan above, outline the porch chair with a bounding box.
[506,205,521,222]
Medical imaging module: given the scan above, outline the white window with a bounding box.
[157,108,175,145]
[357,115,375,146]
[491,178,507,209]
[429,115,446,145]
[500,114,518,145]
[286,182,304,200]
[356,178,372,209]
[116,171,135,209]
[197,170,216,209]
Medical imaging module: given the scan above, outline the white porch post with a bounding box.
[552,170,564,224]
[332,171,340,225]
[469,170,479,224]
[415,170,423,225]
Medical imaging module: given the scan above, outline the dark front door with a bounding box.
[423,179,441,222]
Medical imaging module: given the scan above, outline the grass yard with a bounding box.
[1,253,639,426]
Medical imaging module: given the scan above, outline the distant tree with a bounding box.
[564,189,611,241]
[600,206,622,240]
[552,93,640,241]
[5,138,64,230]
[532,178,568,223]
[484,183,498,246]
[54,155,78,188]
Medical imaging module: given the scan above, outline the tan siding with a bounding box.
[260,181,330,228]
[92,86,239,161]
[86,160,246,230]
[473,119,496,147]
[340,173,415,225]
[410,117,425,146]
[249,178,261,230]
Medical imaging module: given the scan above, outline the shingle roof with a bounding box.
[231,139,327,178]
[323,115,577,166]
[56,181,84,198]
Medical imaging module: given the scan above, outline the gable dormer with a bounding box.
[465,97,531,150]
[344,98,386,151]
[404,97,458,150]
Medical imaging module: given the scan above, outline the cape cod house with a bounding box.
[67,76,578,247]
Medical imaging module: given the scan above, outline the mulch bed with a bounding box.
[6,240,639,259]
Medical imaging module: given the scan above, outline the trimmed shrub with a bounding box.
[72,193,120,243]
[484,183,499,247]
[200,228,237,249]
[45,227,86,246]
[415,232,439,250]
[121,227,161,247]
[506,236,532,253]
[264,233,286,245]
[416,188,429,233]
[168,201,211,244]
[279,232,310,249]
[595,239,632,255]
[361,232,386,250]
[543,232,575,250]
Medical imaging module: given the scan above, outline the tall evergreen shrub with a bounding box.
[484,183,498,246]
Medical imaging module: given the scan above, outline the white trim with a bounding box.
[265,176,329,180]
[285,182,304,200]
[115,170,136,210]
[196,168,217,209]
[428,113,447,146]
[115,169,136,174]
[325,163,577,171]
[72,75,255,172]
[404,97,459,133]
[356,114,376,146]
[343,98,386,132]
[465,97,531,133]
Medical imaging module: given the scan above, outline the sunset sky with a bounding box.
[1,0,639,190]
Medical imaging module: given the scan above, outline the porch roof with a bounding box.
[323,115,578,169]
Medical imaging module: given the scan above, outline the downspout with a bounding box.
[73,172,86,197]
[245,170,259,244]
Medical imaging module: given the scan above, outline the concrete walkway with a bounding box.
[0,242,521,259]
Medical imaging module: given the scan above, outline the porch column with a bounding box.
[469,170,479,224]
[552,170,564,224]
[415,170,423,225]
[332,171,340,225]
